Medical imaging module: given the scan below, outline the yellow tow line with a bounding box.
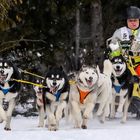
[18,68,77,85]
[12,79,47,88]
[12,79,76,88]
[18,69,45,79]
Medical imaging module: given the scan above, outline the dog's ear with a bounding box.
[68,72,77,81]
[59,65,64,71]
[121,55,126,62]
[91,64,97,69]
[47,65,53,71]
[96,65,100,75]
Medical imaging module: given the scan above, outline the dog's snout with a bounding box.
[53,81,57,86]
[89,77,93,81]
[116,65,120,70]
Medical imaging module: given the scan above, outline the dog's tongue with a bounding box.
[86,79,93,86]
[115,70,121,75]
[50,86,57,93]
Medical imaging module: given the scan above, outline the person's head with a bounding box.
[126,6,140,30]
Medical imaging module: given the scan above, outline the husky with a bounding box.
[0,60,21,130]
[110,55,134,123]
[33,79,46,127]
[69,65,112,129]
[43,66,70,131]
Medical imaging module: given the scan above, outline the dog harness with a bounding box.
[113,82,125,93]
[0,84,14,95]
[54,91,61,101]
[77,87,94,104]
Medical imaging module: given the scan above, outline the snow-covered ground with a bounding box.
[1,115,140,140]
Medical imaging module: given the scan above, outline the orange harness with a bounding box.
[77,87,94,104]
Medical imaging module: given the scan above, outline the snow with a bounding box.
[1,115,140,140]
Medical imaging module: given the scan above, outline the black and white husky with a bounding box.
[69,65,112,129]
[33,79,45,127]
[43,66,70,131]
[110,55,134,123]
[0,60,21,130]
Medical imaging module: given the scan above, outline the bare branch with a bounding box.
[0,38,47,52]
[0,38,47,46]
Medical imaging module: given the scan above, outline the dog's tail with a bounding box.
[103,59,113,77]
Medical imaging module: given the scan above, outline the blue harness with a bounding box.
[113,82,125,93]
[0,84,14,95]
[54,91,61,101]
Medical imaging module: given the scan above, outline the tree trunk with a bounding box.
[91,0,104,65]
[75,6,80,70]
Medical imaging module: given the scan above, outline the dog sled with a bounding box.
[106,38,140,119]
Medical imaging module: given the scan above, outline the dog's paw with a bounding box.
[98,115,105,123]
[109,112,116,119]
[38,124,44,127]
[109,115,115,119]
[74,123,81,129]
[74,125,81,129]
[81,125,87,129]
[120,119,126,124]
[4,127,11,131]
[100,119,105,124]
[48,124,58,131]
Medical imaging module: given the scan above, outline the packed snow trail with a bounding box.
[0,115,140,140]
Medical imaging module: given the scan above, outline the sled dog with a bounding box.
[69,65,112,129]
[110,55,134,123]
[43,66,70,131]
[0,60,21,130]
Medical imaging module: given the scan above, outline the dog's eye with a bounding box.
[114,59,118,63]
[51,75,54,78]
[4,63,8,67]
[56,75,59,79]
[36,80,40,83]
[86,72,88,74]
[49,76,54,80]
[4,63,9,68]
